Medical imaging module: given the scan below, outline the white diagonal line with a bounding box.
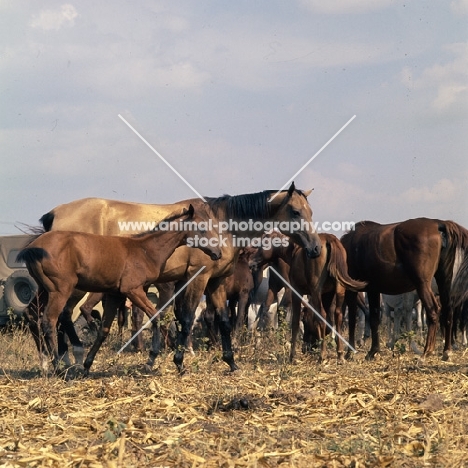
[269,115,356,202]
[118,114,207,202]
[269,266,356,354]
[117,266,206,354]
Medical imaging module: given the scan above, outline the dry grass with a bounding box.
[0,322,468,468]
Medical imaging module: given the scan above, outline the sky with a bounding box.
[1,0,467,236]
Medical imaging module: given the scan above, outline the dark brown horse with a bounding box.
[39,183,322,374]
[18,205,221,372]
[250,231,366,362]
[341,218,468,361]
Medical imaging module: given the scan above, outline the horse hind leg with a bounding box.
[365,291,382,360]
[417,283,442,361]
[41,292,72,373]
[24,290,51,371]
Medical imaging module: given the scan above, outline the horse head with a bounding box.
[268,182,321,259]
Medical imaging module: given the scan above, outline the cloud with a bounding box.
[30,4,78,31]
[400,43,468,113]
[298,0,393,14]
[451,0,468,15]
[394,178,460,204]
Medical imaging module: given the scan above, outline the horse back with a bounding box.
[41,197,188,235]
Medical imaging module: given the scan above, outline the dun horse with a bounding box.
[19,205,221,372]
[250,231,366,362]
[39,183,321,374]
[341,218,468,361]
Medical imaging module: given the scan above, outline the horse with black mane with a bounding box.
[341,218,468,361]
[18,205,221,372]
[37,183,321,375]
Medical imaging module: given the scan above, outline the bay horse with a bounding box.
[18,205,221,372]
[198,248,257,347]
[39,183,322,374]
[249,231,367,362]
[341,218,468,361]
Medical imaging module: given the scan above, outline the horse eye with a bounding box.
[292,210,300,216]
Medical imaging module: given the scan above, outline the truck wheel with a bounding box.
[3,270,38,314]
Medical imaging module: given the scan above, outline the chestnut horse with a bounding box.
[39,183,322,374]
[250,231,366,362]
[19,205,221,372]
[341,218,468,361]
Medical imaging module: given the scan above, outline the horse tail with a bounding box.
[326,235,367,292]
[16,247,49,266]
[451,250,468,316]
[437,221,468,312]
[39,211,55,232]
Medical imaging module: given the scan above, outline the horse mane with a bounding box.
[206,190,291,220]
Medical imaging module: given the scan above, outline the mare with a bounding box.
[249,231,366,362]
[39,183,322,374]
[341,218,468,361]
[18,205,221,372]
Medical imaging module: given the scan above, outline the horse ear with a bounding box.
[187,204,194,218]
[302,189,313,198]
[287,182,296,196]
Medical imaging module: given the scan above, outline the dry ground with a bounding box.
[0,321,467,468]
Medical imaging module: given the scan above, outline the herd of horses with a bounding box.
[17,183,468,377]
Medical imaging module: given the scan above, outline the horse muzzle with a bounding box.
[305,243,321,259]
[209,252,222,261]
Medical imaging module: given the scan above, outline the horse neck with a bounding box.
[139,229,187,263]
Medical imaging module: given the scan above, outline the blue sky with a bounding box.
[1,1,467,235]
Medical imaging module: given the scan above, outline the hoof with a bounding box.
[365,350,379,361]
[442,351,451,362]
[337,355,345,364]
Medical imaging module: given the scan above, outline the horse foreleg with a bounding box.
[80,292,103,331]
[173,277,209,374]
[202,298,219,348]
[83,295,119,376]
[437,284,453,361]
[130,306,145,352]
[330,289,345,362]
[206,279,238,372]
[310,293,327,363]
[366,291,381,360]
[345,291,358,360]
[234,292,249,339]
[289,293,302,363]
[124,290,163,371]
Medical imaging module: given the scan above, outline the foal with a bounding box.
[18,205,221,373]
